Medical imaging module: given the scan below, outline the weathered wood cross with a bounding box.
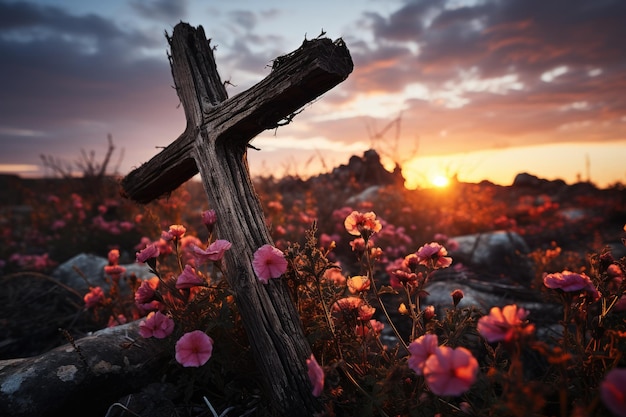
[121,22,352,415]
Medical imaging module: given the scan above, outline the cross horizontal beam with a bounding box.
[121,28,353,204]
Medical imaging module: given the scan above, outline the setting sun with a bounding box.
[430,175,450,188]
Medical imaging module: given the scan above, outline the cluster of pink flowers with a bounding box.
[8,252,54,271]
[83,286,105,309]
[408,334,479,396]
[331,296,383,336]
[355,319,384,337]
[133,216,233,368]
[139,311,174,339]
[104,249,126,282]
[386,241,453,291]
[92,215,134,235]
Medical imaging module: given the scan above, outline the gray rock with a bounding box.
[52,253,153,293]
[448,230,534,285]
[346,185,381,206]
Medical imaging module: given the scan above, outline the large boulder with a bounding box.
[329,149,404,188]
[447,230,534,286]
[415,231,552,337]
[52,253,153,293]
[0,321,171,417]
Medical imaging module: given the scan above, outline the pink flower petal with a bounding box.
[252,244,287,284]
[192,239,232,263]
[175,330,214,367]
[423,346,478,396]
[139,311,174,339]
[408,334,439,375]
[306,354,324,397]
[176,264,204,289]
[601,369,626,417]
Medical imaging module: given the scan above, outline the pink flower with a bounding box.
[344,211,382,237]
[107,249,120,265]
[324,267,346,285]
[543,270,594,292]
[192,239,232,263]
[119,221,134,232]
[252,244,287,284]
[107,314,127,328]
[607,263,624,279]
[51,220,66,230]
[408,334,439,375]
[139,311,174,339]
[332,296,364,313]
[451,289,464,307]
[601,368,626,417]
[156,238,173,256]
[168,224,186,239]
[423,346,479,396]
[201,209,217,227]
[355,319,384,337]
[614,295,626,312]
[543,270,600,301]
[268,200,283,211]
[175,330,214,367]
[136,244,160,263]
[390,270,420,289]
[423,305,436,321]
[104,264,126,279]
[319,233,339,249]
[306,354,324,397]
[135,277,160,305]
[135,236,151,250]
[358,304,376,321]
[347,275,370,294]
[402,253,420,272]
[176,264,204,289]
[349,237,369,253]
[180,235,202,250]
[416,243,452,269]
[84,286,105,308]
[477,304,535,343]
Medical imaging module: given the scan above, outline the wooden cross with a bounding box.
[121,22,353,415]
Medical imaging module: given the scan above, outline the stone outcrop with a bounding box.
[323,149,404,188]
[0,321,170,417]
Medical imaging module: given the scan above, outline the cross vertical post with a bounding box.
[121,22,353,415]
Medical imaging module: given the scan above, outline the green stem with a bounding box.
[340,362,390,417]
[364,245,409,353]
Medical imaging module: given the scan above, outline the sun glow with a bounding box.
[430,175,450,188]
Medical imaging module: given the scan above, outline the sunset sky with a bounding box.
[1,0,625,188]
